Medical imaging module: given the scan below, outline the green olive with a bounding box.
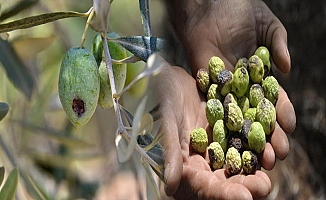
[58,47,100,128]
[254,46,271,77]
[97,32,127,108]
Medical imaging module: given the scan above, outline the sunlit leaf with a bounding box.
[108,36,166,62]
[119,54,166,96]
[115,96,148,163]
[0,38,34,99]
[12,35,55,60]
[0,102,9,121]
[0,0,39,21]
[20,171,51,200]
[0,167,19,200]
[142,160,160,200]
[0,167,4,187]
[139,0,151,37]
[0,10,89,33]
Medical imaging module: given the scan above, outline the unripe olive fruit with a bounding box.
[256,98,276,135]
[248,121,266,153]
[248,55,264,83]
[209,56,225,83]
[224,103,244,132]
[217,69,233,96]
[232,67,249,98]
[234,57,249,71]
[96,32,127,108]
[262,76,279,105]
[190,127,208,153]
[58,47,100,128]
[206,99,224,127]
[91,33,103,66]
[254,46,271,77]
[196,68,210,94]
[212,120,228,152]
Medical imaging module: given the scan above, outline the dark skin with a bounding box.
[149,0,296,199]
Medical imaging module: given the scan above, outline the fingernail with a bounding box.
[164,163,169,182]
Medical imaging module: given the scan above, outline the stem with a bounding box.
[80,7,95,48]
[101,33,125,134]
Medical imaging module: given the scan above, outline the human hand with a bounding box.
[148,62,273,199]
[167,0,296,162]
[155,0,296,199]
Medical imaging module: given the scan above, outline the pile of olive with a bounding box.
[190,46,279,175]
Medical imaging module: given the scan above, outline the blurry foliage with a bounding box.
[0,0,167,199]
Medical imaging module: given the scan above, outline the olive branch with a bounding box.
[0,0,167,198]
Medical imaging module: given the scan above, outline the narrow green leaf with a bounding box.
[109,36,166,62]
[0,102,9,121]
[0,10,89,33]
[0,167,5,187]
[0,0,39,21]
[142,160,160,200]
[20,171,51,200]
[0,167,19,200]
[139,0,151,37]
[0,38,34,99]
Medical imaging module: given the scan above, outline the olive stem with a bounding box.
[101,33,125,135]
[80,7,95,48]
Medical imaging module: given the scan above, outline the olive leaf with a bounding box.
[0,10,89,33]
[0,0,39,21]
[0,167,19,200]
[139,0,151,37]
[118,53,166,96]
[0,102,9,121]
[0,38,34,99]
[108,36,166,62]
[20,171,51,200]
[142,160,160,200]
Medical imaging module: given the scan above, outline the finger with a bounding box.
[270,22,291,74]
[259,142,275,170]
[276,87,296,134]
[160,114,183,196]
[270,122,289,160]
[258,1,291,73]
[174,166,253,200]
[228,171,272,198]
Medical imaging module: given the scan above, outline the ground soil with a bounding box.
[264,0,326,198]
